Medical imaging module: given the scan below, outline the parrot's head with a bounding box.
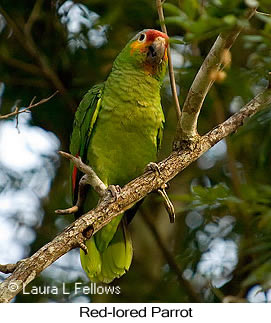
[115,29,169,81]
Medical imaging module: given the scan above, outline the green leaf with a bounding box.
[169,38,187,45]
[181,0,199,20]
[163,3,182,16]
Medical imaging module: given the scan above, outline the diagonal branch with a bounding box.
[174,8,256,146]
[0,87,270,303]
[0,91,58,120]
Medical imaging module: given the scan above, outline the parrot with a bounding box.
[70,29,169,283]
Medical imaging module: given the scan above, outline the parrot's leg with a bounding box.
[55,174,89,215]
[157,184,175,223]
[77,233,90,255]
[144,162,176,223]
[75,174,92,210]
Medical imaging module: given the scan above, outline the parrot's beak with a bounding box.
[147,36,167,65]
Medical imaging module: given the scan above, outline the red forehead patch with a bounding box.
[145,30,169,43]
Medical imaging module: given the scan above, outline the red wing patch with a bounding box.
[72,153,79,192]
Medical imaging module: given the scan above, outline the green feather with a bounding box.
[70,83,104,200]
[80,238,101,280]
[111,225,127,269]
[95,214,123,252]
[70,83,104,158]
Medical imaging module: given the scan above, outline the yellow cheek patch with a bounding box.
[130,40,150,55]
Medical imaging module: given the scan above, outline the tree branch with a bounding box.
[55,152,107,215]
[0,91,58,120]
[58,151,107,196]
[0,264,17,274]
[156,0,182,121]
[1,87,270,303]
[174,8,256,146]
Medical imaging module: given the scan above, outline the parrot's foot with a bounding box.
[77,234,88,255]
[145,161,161,175]
[77,226,94,255]
[145,162,175,223]
[103,185,122,203]
[157,183,175,223]
[55,174,90,215]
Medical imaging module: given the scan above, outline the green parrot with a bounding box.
[70,29,168,283]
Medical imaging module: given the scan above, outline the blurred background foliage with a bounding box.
[0,0,271,303]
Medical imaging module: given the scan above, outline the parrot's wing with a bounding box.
[156,113,164,152]
[70,83,104,200]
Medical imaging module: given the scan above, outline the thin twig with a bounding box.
[256,11,271,17]
[223,295,247,303]
[0,87,270,302]
[0,91,58,120]
[156,0,182,121]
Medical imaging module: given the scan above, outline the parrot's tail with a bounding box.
[80,216,133,283]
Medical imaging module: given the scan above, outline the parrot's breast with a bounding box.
[86,68,164,188]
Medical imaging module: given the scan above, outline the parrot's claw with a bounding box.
[157,183,175,223]
[103,185,121,202]
[145,163,175,222]
[145,162,161,176]
[77,234,88,255]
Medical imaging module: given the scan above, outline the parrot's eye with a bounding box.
[138,33,146,42]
